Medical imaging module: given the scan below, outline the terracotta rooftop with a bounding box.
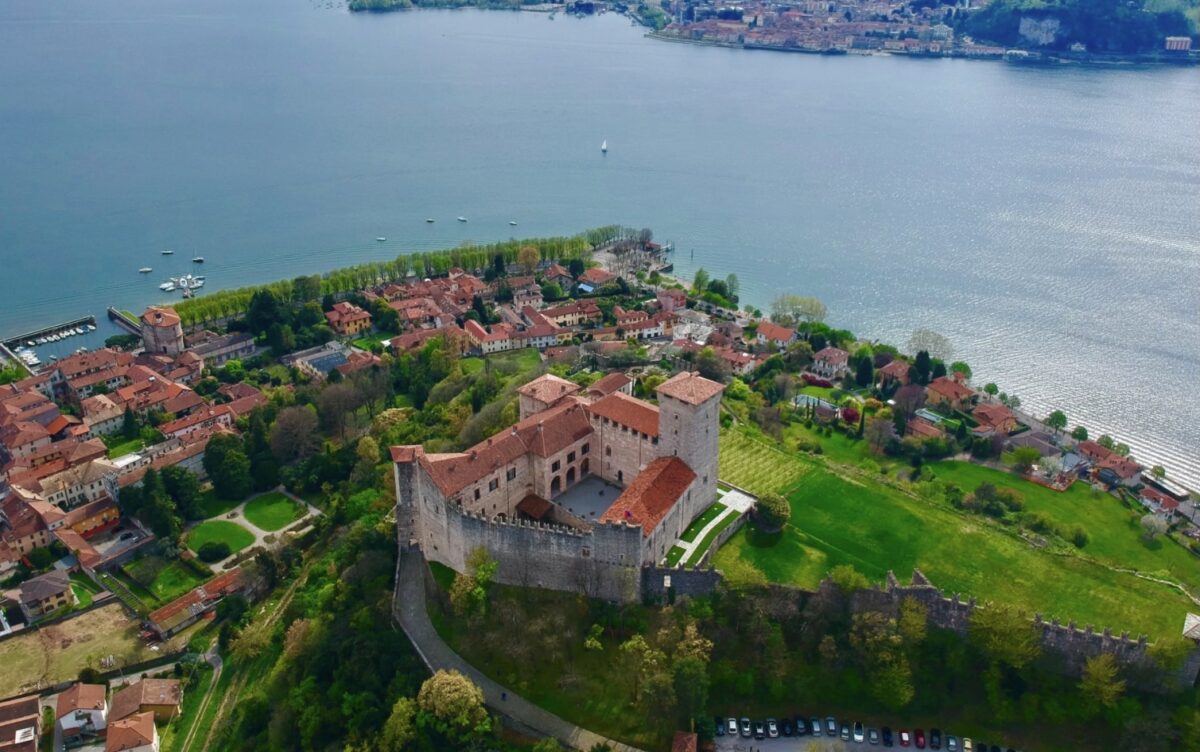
[879,359,910,378]
[517,374,581,405]
[148,567,244,634]
[655,371,725,406]
[588,372,632,397]
[106,712,155,752]
[599,456,695,536]
[973,403,1014,427]
[57,683,107,718]
[586,392,660,437]
[814,346,850,365]
[672,732,699,752]
[109,679,181,723]
[756,321,795,343]
[927,375,974,402]
[141,306,180,328]
[515,494,553,520]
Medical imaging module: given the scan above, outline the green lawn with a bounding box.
[243,492,305,532]
[351,331,391,350]
[196,489,241,519]
[714,458,1195,639]
[684,510,741,566]
[186,521,256,556]
[665,545,687,566]
[124,557,207,603]
[461,357,486,375]
[105,437,144,459]
[679,501,727,543]
[70,583,94,609]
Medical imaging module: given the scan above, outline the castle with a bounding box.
[391,371,724,600]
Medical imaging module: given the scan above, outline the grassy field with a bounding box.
[105,437,144,459]
[0,603,197,694]
[243,492,305,532]
[351,331,392,350]
[715,426,1199,638]
[70,583,94,609]
[461,356,486,374]
[186,520,256,555]
[125,556,207,603]
[160,663,214,752]
[196,489,241,519]
[684,511,740,566]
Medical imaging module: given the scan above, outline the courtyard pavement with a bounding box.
[554,476,623,521]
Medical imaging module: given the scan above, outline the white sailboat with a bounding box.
[601,139,607,154]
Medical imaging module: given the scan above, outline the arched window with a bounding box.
[566,467,576,486]
[551,476,562,496]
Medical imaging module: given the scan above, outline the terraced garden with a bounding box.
[186,520,256,556]
[243,492,305,532]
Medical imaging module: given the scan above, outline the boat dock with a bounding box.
[2,315,97,349]
[107,307,143,336]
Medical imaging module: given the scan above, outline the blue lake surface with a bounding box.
[1,0,1198,484]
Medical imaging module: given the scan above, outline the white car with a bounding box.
[963,739,974,752]
[767,718,779,738]
[726,718,738,736]
[853,722,865,743]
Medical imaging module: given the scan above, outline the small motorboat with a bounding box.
[87,324,96,332]
[192,256,204,263]
[457,216,467,223]
[162,249,174,255]
[160,281,175,291]
[376,237,386,242]
[425,218,435,223]
[139,267,153,274]
[509,221,517,226]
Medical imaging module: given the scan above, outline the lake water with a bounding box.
[2,0,1198,486]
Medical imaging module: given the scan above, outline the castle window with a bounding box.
[506,467,517,481]
[488,478,499,492]
[474,489,480,501]
[552,460,561,472]
[568,451,576,463]
[652,437,658,445]
[581,443,589,455]
[605,446,612,457]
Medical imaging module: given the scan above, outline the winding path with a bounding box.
[392,550,645,752]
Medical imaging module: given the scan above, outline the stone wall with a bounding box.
[849,570,1200,691]
[641,564,722,603]
[589,414,657,487]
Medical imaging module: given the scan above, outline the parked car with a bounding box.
[930,728,942,749]
[900,729,912,747]
[946,735,959,752]
[753,720,765,740]
[826,717,838,736]
[794,715,808,736]
[739,717,751,738]
[869,727,881,745]
[916,728,927,748]
[726,718,738,737]
[810,717,823,736]
[854,722,865,743]
[781,718,793,736]
[962,739,973,752]
[882,726,894,747]
[714,717,724,737]
[767,718,779,739]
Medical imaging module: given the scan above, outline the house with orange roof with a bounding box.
[148,568,245,638]
[755,321,796,349]
[57,683,108,746]
[925,375,975,411]
[972,403,1019,436]
[877,358,911,387]
[105,711,156,752]
[324,301,372,337]
[812,346,851,380]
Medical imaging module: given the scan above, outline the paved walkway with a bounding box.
[393,550,645,752]
[672,488,754,564]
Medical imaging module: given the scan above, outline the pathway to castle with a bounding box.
[393,549,646,752]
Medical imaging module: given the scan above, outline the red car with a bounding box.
[900,729,912,747]
[915,729,927,749]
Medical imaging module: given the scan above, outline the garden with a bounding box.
[242,492,306,532]
[124,555,209,603]
[186,520,256,558]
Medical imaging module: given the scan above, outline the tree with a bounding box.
[198,541,232,563]
[1079,654,1126,713]
[1141,514,1168,541]
[865,416,895,452]
[531,739,564,752]
[914,350,932,385]
[1002,446,1042,475]
[417,671,489,736]
[984,382,999,400]
[517,245,540,273]
[203,433,252,501]
[755,493,790,531]
[693,347,730,383]
[568,258,585,278]
[948,361,972,380]
[1097,434,1115,450]
[830,564,871,593]
[691,268,709,293]
[619,635,668,707]
[162,465,202,520]
[969,603,1040,670]
[121,406,140,441]
[724,273,739,300]
[379,697,417,752]
[907,329,953,361]
[270,406,320,463]
[672,655,709,724]
[317,382,362,440]
[854,355,874,387]
[770,294,826,328]
[1071,425,1089,441]
[1151,465,1166,479]
[1045,409,1067,433]
[541,281,564,301]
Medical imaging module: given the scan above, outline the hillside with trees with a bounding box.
[960,0,1198,53]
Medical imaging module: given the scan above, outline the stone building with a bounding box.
[392,371,725,600]
[140,307,185,356]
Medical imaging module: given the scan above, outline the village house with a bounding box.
[543,263,574,287]
[18,569,75,621]
[540,300,602,328]
[578,267,616,288]
[811,346,851,380]
[585,372,634,400]
[0,694,40,752]
[184,330,258,367]
[1076,440,1144,487]
[656,288,688,313]
[110,680,182,724]
[216,382,269,418]
[105,712,157,752]
[877,358,910,387]
[324,301,372,336]
[148,567,245,638]
[389,324,469,355]
[157,405,235,441]
[57,683,108,748]
[972,403,1019,436]
[1140,487,1180,521]
[755,321,797,349]
[925,375,976,411]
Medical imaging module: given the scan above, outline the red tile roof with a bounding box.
[586,392,660,437]
[879,359,910,379]
[148,567,244,634]
[599,456,696,536]
[109,680,181,723]
[518,374,581,405]
[588,372,632,396]
[56,684,106,717]
[655,371,725,406]
[927,375,974,403]
[106,711,155,752]
[141,306,180,328]
[756,321,795,344]
[814,346,850,365]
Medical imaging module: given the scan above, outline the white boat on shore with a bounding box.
[160,281,176,291]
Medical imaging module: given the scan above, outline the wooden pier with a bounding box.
[1,314,97,348]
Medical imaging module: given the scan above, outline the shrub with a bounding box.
[197,541,232,563]
[755,493,791,531]
[1071,526,1090,548]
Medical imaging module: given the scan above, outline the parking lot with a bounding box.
[715,737,850,751]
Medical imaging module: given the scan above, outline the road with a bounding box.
[714,735,851,751]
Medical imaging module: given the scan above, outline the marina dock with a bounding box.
[2,315,97,349]
[107,307,143,335]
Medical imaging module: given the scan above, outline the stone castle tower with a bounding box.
[140,306,184,356]
[655,372,724,523]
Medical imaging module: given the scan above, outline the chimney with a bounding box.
[470,450,477,460]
